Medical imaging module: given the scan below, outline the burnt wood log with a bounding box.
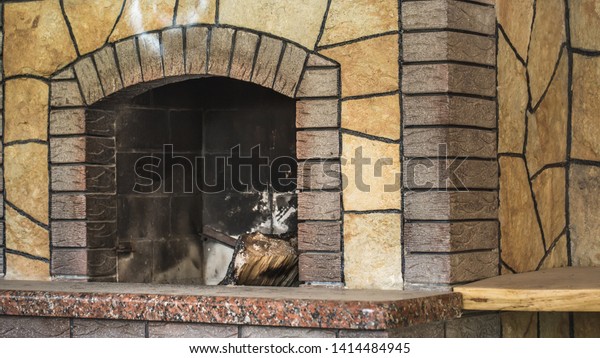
[220,232,299,287]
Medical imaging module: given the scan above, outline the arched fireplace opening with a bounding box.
[87,77,297,284]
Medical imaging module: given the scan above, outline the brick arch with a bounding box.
[47,26,344,284]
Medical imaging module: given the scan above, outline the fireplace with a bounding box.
[39,27,345,285]
[2,1,500,292]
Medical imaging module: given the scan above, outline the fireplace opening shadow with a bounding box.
[87,77,297,284]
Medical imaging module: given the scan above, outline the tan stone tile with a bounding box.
[63,0,124,55]
[540,235,568,270]
[532,168,566,243]
[6,207,50,259]
[539,313,570,338]
[320,35,398,98]
[219,0,328,49]
[496,0,534,60]
[176,0,216,25]
[528,0,566,106]
[4,79,49,143]
[344,213,402,289]
[5,253,50,281]
[498,34,527,154]
[569,164,600,266]
[526,53,568,175]
[4,0,78,77]
[501,312,538,338]
[570,0,600,51]
[574,313,600,338]
[109,0,176,42]
[500,263,513,275]
[499,157,545,272]
[4,143,49,225]
[341,134,401,211]
[319,0,398,46]
[341,94,400,140]
[572,54,600,161]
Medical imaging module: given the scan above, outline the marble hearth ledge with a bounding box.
[0,281,461,330]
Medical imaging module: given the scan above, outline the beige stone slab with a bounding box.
[574,313,600,337]
[162,27,185,77]
[296,68,340,98]
[219,0,328,49]
[403,95,496,128]
[572,54,600,161]
[176,0,216,25]
[404,221,498,253]
[94,46,124,96]
[50,81,85,108]
[403,32,495,66]
[499,157,545,272]
[6,207,50,259]
[63,0,123,55]
[405,251,498,284]
[208,27,234,77]
[297,192,341,221]
[501,312,537,338]
[342,94,400,141]
[319,0,398,46]
[297,130,339,159]
[115,38,143,88]
[532,168,566,243]
[296,100,339,128]
[230,31,259,82]
[138,33,164,82]
[540,235,568,270]
[526,53,568,175]
[454,267,600,312]
[404,191,498,221]
[5,253,50,281]
[74,57,104,105]
[344,213,402,289]
[498,34,527,154]
[539,312,570,338]
[320,35,398,98]
[185,27,209,75]
[569,0,600,51]
[4,143,49,225]
[404,158,498,190]
[109,0,176,42]
[402,0,495,35]
[403,63,496,97]
[273,44,307,97]
[528,0,566,106]
[403,127,496,158]
[4,0,78,77]
[569,164,600,267]
[497,0,534,60]
[251,36,283,89]
[341,134,401,211]
[4,79,49,143]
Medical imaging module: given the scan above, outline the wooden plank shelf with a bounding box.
[454,267,600,312]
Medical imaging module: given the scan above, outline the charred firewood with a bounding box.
[219,231,299,287]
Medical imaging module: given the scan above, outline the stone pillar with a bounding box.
[401,0,499,288]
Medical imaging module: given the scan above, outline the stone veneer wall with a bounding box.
[0,0,400,288]
[497,0,600,338]
[0,0,499,291]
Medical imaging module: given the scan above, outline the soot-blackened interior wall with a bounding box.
[104,77,296,284]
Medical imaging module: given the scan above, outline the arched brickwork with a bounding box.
[47,26,343,284]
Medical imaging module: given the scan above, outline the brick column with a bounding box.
[401,0,499,288]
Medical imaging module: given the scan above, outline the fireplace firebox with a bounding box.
[91,77,297,284]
